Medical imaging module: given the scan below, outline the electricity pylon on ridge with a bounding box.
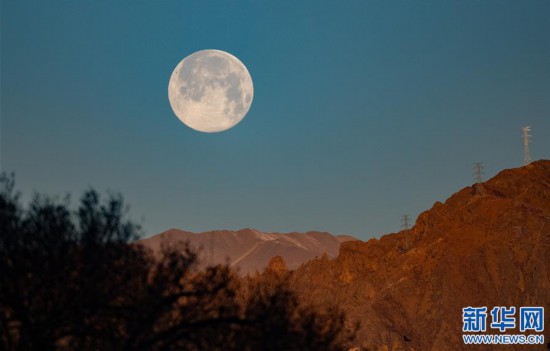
[401,214,411,252]
[522,126,531,166]
[473,162,484,183]
[401,215,410,230]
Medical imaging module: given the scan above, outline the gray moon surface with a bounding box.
[168,50,254,133]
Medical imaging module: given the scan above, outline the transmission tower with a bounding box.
[522,126,531,165]
[401,215,410,230]
[473,162,484,183]
[401,215,411,252]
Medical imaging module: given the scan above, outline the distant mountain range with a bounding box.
[139,228,356,275]
[140,161,550,350]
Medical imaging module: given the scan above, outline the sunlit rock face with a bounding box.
[290,160,550,350]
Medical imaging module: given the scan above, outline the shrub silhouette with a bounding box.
[0,174,355,350]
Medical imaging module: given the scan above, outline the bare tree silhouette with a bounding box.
[0,174,356,351]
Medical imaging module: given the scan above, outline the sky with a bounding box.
[1,0,549,240]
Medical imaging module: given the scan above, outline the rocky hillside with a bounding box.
[139,228,356,275]
[291,160,550,350]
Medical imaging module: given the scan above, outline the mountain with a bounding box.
[139,228,357,275]
[291,160,550,350]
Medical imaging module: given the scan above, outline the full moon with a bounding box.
[168,50,254,133]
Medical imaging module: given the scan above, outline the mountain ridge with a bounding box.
[138,160,550,350]
[139,228,357,274]
[290,160,550,350]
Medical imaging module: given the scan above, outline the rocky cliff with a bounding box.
[292,160,550,350]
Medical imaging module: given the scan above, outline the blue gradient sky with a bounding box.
[1,1,549,240]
